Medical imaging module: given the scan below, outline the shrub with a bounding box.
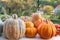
[55,10,60,19]
[1,0,37,16]
[44,5,54,15]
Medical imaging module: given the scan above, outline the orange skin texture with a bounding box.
[38,20,57,39]
[25,22,34,28]
[34,19,42,28]
[32,13,42,23]
[25,27,37,38]
[34,19,46,28]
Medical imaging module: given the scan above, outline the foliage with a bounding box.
[51,19,60,24]
[0,2,7,15]
[0,4,4,14]
[43,5,54,15]
[55,10,60,19]
[50,14,59,19]
[49,10,60,19]
[38,0,60,7]
[0,14,11,21]
[1,0,37,16]
[42,14,51,19]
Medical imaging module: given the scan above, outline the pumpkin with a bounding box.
[34,19,42,28]
[34,19,46,28]
[31,13,42,23]
[3,14,26,39]
[25,27,37,38]
[0,19,3,36]
[25,22,34,28]
[38,20,56,39]
[20,16,31,22]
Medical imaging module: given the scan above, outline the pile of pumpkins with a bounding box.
[0,13,59,40]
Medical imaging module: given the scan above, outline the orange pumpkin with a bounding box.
[25,27,37,38]
[25,22,34,28]
[31,13,42,23]
[38,20,56,39]
[34,19,46,28]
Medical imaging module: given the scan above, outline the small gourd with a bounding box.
[25,22,37,38]
[25,22,34,28]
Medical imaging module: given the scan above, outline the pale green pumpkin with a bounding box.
[3,14,26,39]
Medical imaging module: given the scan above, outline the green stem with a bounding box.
[46,19,48,23]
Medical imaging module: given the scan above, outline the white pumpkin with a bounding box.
[3,14,26,39]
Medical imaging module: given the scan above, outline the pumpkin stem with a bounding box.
[46,19,48,23]
[12,14,18,19]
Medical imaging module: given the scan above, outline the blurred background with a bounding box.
[0,0,60,24]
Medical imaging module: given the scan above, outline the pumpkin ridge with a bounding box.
[41,23,49,38]
[51,24,56,37]
[40,23,46,38]
[25,27,37,38]
[47,24,52,38]
[50,22,54,38]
